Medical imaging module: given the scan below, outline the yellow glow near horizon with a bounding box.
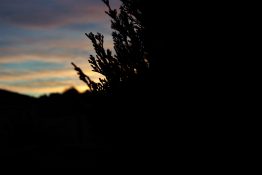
[0,83,90,97]
[0,0,119,96]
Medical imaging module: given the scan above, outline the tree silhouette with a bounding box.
[72,0,149,95]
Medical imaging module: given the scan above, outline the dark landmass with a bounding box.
[0,87,158,168]
[0,88,117,167]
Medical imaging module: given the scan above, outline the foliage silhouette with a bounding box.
[0,0,160,168]
[70,1,158,168]
[72,0,150,95]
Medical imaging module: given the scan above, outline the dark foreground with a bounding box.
[0,88,155,168]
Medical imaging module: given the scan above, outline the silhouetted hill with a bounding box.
[0,89,35,105]
[0,88,32,98]
[0,88,112,167]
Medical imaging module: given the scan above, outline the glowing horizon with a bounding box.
[0,0,120,97]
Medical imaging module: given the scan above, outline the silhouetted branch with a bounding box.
[73,0,149,94]
[71,62,96,92]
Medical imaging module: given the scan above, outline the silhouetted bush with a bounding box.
[70,0,155,167]
[72,0,150,95]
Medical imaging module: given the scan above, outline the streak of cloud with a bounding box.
[0,0,120,96]
[0,0,101,28]
[0,0,120,29]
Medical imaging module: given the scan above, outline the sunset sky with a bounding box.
[0,0,120,97]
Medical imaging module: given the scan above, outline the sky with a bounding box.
[0,0,120,97]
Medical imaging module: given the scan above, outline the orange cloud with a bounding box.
[0,58,105,96]
[0,0,119,96]
[0,67,103,82]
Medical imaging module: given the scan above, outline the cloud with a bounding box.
[0,57,105,97]
[0,0,120,29]
[0,63,104,97]
[0,62,103,82]
[0,0,119,96]
[0,61,65,72]
[0,24,114,60]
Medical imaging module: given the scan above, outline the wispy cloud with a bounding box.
[0,58,104,96]
[0,0,119,96]
[0,0,120,29]
[0,65,102,82]
[0,62,103,97]
[0,0,101,28]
